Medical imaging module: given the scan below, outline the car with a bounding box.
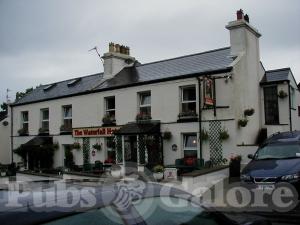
[241,131,300,193]
[0,180,271,225]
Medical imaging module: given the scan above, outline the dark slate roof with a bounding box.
[13,47,233,106]
[261,68,290,84]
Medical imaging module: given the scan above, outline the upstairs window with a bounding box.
[40,108,49,132]
[62,105,72,131]
[264,86,279,125]
[21,111,29,134]
[180,86,197,117]
[105,96,115,120]
[139,91,151,116]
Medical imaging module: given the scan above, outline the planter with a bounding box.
[229,160,241,178]
[1,171,6,177]
[111,169,122,178]
[153,172,164,181]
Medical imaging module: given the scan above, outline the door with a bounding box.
[124,136,138,175]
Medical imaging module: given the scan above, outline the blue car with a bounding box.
[241,131,300,192]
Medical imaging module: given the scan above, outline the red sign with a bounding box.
[203,77,214,106]
[72,126,120,137]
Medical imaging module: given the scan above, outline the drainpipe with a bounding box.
[10,105,14,163]
[197,77,203,162]
[288,81,292,131]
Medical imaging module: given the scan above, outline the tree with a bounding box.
[15,87,33,101]
[0,102,7,112]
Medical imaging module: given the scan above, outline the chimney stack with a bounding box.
[102,42,135,79]
[236,9,244,20]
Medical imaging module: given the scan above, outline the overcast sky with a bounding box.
[0,0,299,104]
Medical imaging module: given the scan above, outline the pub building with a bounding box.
[10,11,300,174]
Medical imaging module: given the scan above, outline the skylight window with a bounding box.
[43,83,56,91]
[67,78,81,87]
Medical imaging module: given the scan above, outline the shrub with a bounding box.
[153,165,164,173]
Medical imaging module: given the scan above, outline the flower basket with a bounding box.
[178,111,198,119]
[92,143,102,151]
[201,129,209,141]
[219,129,229,140]
[102,114,116,125]
[39,127,49,134]
[72,142,81,150]
[136,113,152,122]
[244,108,255,117]
[18,128,28,136]
[2,121,8,126]
[163,131,172,140]
[278,90,288,99]
[238,119,248,127]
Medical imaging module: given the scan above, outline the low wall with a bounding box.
[16,172,61,182]
[181,166,229,196]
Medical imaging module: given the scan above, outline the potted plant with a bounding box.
[201,129,209,141]
[102,113,116,125]
[0,168,6,177]
[238,118,248,127]
[244,108,255,117]
[53,142,59,150]
[219,128,229,140]
[92,143,102,151]
[111,164,122,178]
[278,90,288,99]
[229,154,242,178]
[72,142,81,150]
[162,131,172,140]
[153,165,164,181]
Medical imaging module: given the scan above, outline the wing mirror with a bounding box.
[247,154,254,159]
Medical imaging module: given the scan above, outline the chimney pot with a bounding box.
[244,14,249,23]
[109,42,115,53]
[236,9,244,20]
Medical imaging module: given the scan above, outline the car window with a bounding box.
[256,144,300,159]
[133,196,220,225]
[42,205,124,225]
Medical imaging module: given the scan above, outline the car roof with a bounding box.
[262,130,300,146]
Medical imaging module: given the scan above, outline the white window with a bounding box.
[105,96,115,119]
[62,105,72,131]
[139,91,151,116]
[183,133,197,158]
[181,86,196,116]
[40,108,49,131]
[21,111,29,133]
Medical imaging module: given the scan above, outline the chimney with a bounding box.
[226,10,261,57]
[102,42,136,79]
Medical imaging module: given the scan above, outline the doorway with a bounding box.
[124,135,138,175]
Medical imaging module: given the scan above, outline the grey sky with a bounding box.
[0,0,299,104]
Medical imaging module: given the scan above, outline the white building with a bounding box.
[9,10,300,172]
[0,113,11,164]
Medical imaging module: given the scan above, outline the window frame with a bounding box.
[264,85,279,125]
[40,108,49,130]
[138,91,151,115]
[183,133,198,151]
[21,111,29,132]
[62,105,72,129]
[180,85,197,114]
[104,96,116,118]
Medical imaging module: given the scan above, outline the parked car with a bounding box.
[241,131,300,192]
[0,181,271,225]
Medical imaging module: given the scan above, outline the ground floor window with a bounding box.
[183,133,197,158]
[105,137,116,163]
